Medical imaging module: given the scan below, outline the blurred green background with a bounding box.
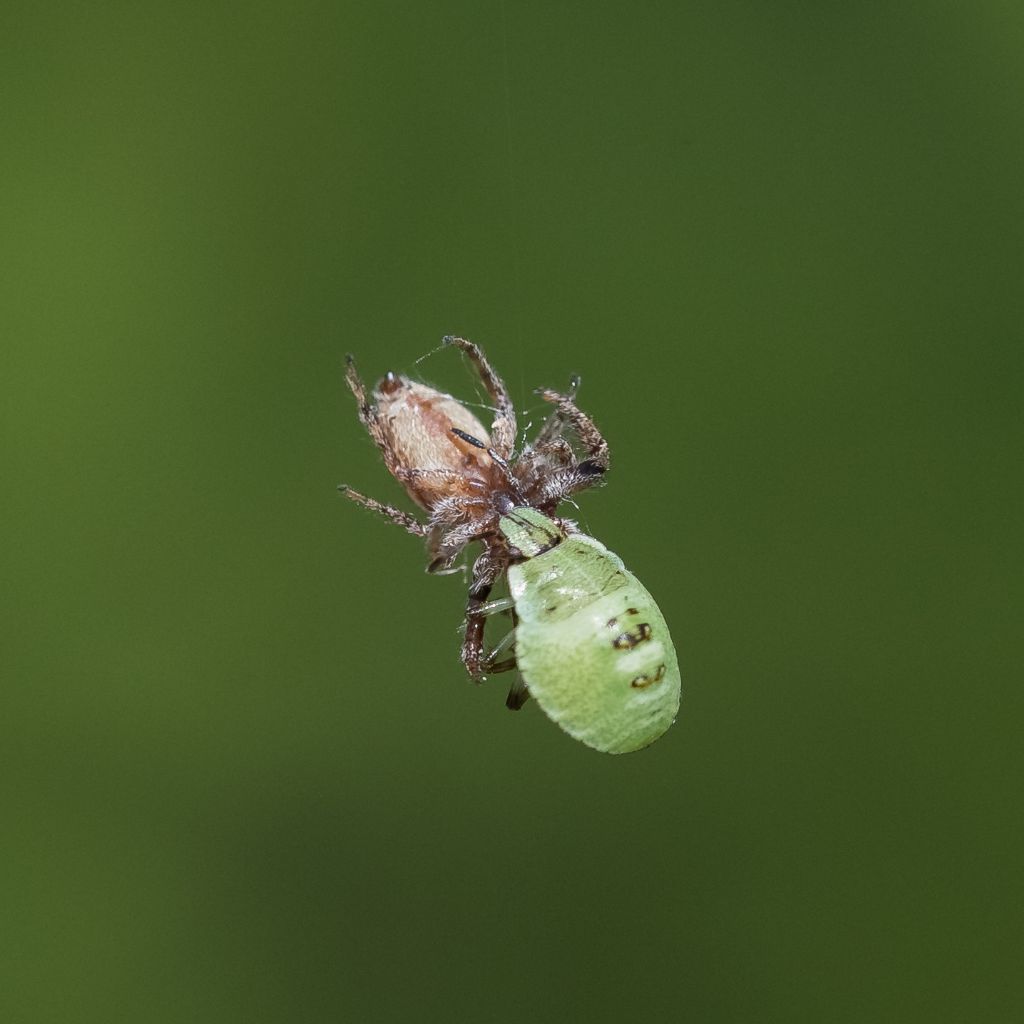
[3,2,1022,1020]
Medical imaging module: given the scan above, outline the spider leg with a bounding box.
[337,485,427,536]
[442,336,517,460]
[535,386,610,475]
[461,554,507,681]
[425,514,486,574]
[343,355,399,468]
[397,467,468,487]
[531,436,575,464]
[533,375,580,448]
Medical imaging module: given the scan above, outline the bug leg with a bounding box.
[478,614,528,708]
[505,674,530,711]
[485,658,517,673]
[479,636,517,676]
[337,485,427,536]
[483,608,530,710]
[480,616,516,664]
[442,336,517,460]
[535,386,610,476]
[471,597,515,617]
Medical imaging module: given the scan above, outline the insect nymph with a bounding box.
[340,337,680,753]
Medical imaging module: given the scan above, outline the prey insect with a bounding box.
[339,336,680,754]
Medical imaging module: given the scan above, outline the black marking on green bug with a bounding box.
[630,664,667,689]
[613,622,653,650]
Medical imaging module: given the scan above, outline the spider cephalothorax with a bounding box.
[340,336,611,705]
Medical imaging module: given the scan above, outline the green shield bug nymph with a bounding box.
[500,507,680,754]
[339,336,681,753]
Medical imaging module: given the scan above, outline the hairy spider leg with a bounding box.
[340,355,431,536]
[344,354,403,474]
[425,512,493,574]
[396,466,477,493]
[532,375,580,449]
[462,558,525,719]
[536,387,610,475]
[442,336,517,460]
[337,485,426,536]
[461,553,509,681]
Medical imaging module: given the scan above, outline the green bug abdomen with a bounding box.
[506,526,681,754]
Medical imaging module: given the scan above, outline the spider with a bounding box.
[339,336,610,705]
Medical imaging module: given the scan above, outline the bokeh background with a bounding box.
[3,2,1022,1020]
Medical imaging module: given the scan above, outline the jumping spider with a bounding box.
[340,336,610,708]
